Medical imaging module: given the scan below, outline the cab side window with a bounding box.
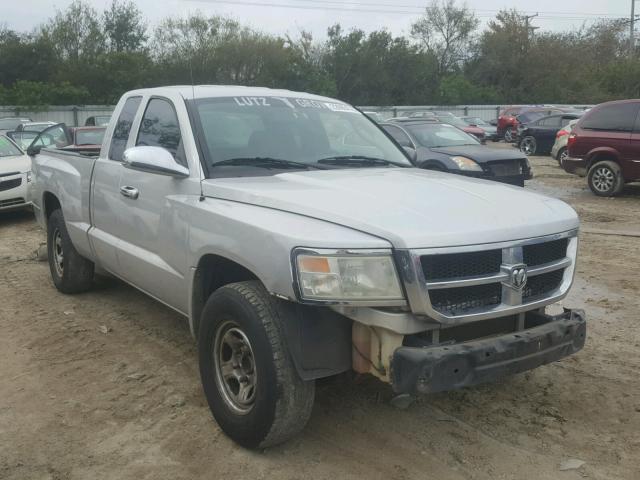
[136,98,186,166]
[109,96,142,161]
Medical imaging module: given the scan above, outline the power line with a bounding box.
[191,0,629,21]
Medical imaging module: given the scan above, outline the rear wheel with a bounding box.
[47,209,94,293]
[520,136,537,156]
[198,281,315,449]
[504,126,514,143]
[587,161,624,197]
[557,147,568,166]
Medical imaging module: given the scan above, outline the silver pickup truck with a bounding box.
[30,86,586,449]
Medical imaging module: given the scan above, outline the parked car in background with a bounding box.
[564,99,640,196]
[518,113,583,156]
[362,111,384,123]
[391,115,486,142]
[551,119,579,165]
[84,115,111,126]
[62,126,107,155]
[0,117,32,134]
[16,121,56,133]
[0,134,32,211]
[461,116,499,141]
[498,106,563,142]
[381,120,531,186]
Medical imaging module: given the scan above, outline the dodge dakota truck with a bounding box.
[30,86,586,449]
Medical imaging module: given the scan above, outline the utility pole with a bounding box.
[524,13,539,52]
[631,0,636,56]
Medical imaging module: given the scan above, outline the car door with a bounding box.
[89,95,142,273]
[536,116,562,152]
[629,108,640,180]
[114,96,199,313]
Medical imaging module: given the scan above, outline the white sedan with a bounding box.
[0,135,32,211]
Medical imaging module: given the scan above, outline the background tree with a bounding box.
[411,0,479,77]
[103,0,148,53]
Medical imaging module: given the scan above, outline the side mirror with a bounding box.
[402,146,417,162]
[27,145,42,156]
[122,146,189,178]
[489,119,498,126]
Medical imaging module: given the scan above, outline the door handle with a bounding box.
[120,186,139,199]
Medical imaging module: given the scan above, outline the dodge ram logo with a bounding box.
[509,264,528,290]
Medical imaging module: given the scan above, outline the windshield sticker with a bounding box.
[231,96,358,113]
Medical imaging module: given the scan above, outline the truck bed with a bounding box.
[32,148,98,261]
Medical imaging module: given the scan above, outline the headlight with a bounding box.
[294,249,404,303]
[450,156,483,172]
[26,171,32,183]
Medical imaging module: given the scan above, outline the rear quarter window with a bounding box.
[581,103,640,132]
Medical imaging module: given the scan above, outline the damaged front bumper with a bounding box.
[391,308,586,394]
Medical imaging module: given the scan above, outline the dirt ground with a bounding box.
[1,146,639,480]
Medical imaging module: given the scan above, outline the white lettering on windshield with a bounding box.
[234,97,270,107]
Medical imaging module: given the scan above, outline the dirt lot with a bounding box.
[1,147,639,480]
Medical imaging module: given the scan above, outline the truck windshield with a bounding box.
[406,123,479,148]
[190,96,412,174]
[0,135,23,157]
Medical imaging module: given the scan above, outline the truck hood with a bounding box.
[201,168,578,249]
[0,154,31,175]
[428,145,526,163]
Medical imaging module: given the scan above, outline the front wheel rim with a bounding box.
[592,167,615,192]
[213,321,257,415]
[559,150,568,164]
[505,128,512,141]
[52,228,64,277]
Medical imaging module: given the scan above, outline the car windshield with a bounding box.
[191,96,411,174]
[76,128,106,145]
[406,123,480,148]
[0,135,22,157]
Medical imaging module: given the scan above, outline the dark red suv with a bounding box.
[564,100,640,196]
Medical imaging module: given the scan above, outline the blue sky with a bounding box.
[3,0,634,39]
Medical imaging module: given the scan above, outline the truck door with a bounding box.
[113,97,198,313]
[89,95,142,273]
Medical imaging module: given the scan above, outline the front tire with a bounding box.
[504,126,514,143]
[587,161,624,196]
[47,209,94,293]
[198,281,315,449]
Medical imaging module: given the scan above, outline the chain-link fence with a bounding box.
[0,103,594,127]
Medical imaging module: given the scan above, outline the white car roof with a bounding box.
[125,85,349,105]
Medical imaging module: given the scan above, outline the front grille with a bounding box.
[0,197,26,208]
[417,235,575,321]
[0,177,22,192]
[429,283,502,315]
[487,160,522,177]
[421,249,501,280]
[523,270,564,300]
[523,238,567,266]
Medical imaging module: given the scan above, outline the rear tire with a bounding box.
[198,281,315,449]
[520,136,537,156]
[587,161,624,197]
[557,147,568,166]
[47,209,94,293]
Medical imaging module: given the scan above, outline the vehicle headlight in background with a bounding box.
[294,249,404,302]
[450,156,483,172]
[26,171,32,183]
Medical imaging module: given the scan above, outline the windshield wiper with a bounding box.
[211,157,322,170]
[316,155,406,167]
